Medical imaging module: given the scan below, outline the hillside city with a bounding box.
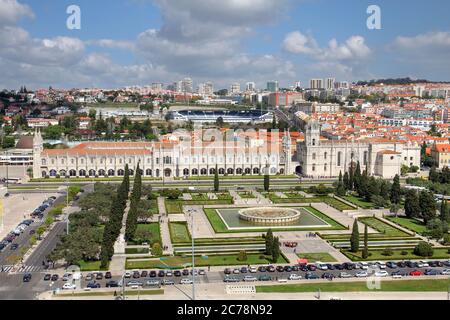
[1,76,450,301]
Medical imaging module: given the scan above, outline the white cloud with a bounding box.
[393,31,450,49]
[283,31,371,61]
[0,0,34,26]
[86,39,135,51]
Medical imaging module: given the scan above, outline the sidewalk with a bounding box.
[158,197,174,255]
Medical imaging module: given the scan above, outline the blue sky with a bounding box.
[1,0,450,89]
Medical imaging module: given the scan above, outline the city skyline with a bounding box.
[1,0,450,90]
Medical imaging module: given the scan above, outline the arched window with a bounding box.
[201,168,207,175]
[192,168,198,175]
[236,168,243,175]
[108,169,115,176]
[79,169,86,177]
[227,168,234,175]
[183,169,189,176]
[146,169,152,176]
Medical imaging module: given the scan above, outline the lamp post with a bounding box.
[191,210,195,301]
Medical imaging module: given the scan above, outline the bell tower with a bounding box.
[305,120,320,147]
[33,129,43,179]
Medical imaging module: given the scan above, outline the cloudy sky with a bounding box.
[1,0,450,90]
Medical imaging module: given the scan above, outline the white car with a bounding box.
[376,262,386,269]
[233,269,240,274]
[416,262,425,268]
[374,271,389,277]
[355,271,368,278]
[62,283,76,290]
[339,272,352,278]
[243,276,258,282]
[316,262,328,271]
[419,261,430,268]
[165,270,173,277]
[249,267,258,273]
[123,272,132,278]
[181,278,193,285]
[441,269,450,275]
[358,262,369,270]
[288,274,302,280]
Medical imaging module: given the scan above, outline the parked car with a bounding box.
[181,278,193,285]
[162,279,175,286]
[307,265,317,271]
[51,274,59,281]
[198,269,206,276]
[224,268,232,275]
[386,262,397,269]
[174,270,182,277]
[149,271,157,278]
[145,280,161,287]
[441,269,450,275]
[95,273,103,280]
[182,269,190,276]
[165,270,173,277]
[243,276,258,282]
[240,267,249,273]
[374,271,389,277]
[87,282,101,289]
[267,266,276,273]
[126,281,143,287]
[288,274,302,280]
[334,264,344,270]
[392,270,408,278]
[106,281,119,288]
[62,273,71,281]
[276,266,284,272]
[339,272,352,278]
[424,269,440,276]
[223,277,240,283]
[317,262,328,271]
[105,272,112,279]
[409,270,423,276]
[249,267,258,273]
[10,244,19,251]
[43,274,51,281]
[321,273,334,280]
[396,261,406,268]
[132,271,140,279]
[123,272,132,279]
[62,283,76,290]
[258,275,272,282]
[258,266,267,272]
[305,272,319,279]
[355,271,368,278]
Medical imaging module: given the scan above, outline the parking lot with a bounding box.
[31,259,450,293]
[0,193,58,240]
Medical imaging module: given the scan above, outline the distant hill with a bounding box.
[355,77,450,86]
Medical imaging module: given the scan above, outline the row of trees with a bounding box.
[125,163,143,241]
[335,163,401,207]
[100,165,130,268]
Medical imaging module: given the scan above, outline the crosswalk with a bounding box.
[0,265,43,274]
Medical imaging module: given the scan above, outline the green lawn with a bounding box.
[126,253,288,269]
[169,222,192,243]
[343,195,374,209]
[165,200,183,214]
[342,247,450,261]
[203,207,345,234]
[297,252,337,263]
[256,279,450,293]
[269,196,355,211]
[387,217,427,235]
[77,260,108,271]
[128,223,161,245]
[359,217,411,237]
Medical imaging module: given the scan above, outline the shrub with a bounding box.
[237,250,248,262]
[401,251,409,256]
[151,243,163,256]
[381,248,394,256]
[442,234,450,245]
[413,241,434,257]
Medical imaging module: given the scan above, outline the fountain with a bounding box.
[238,207,302,225]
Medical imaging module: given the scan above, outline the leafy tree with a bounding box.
[152,243,163,256]
[404,190,421,218]
[1,136,15,149]
[390,174,401,205]
[350,220,360,253]
[413,241,434,257]
[440,197,449,223]
[425,219,448,240]
[343,172,350,190]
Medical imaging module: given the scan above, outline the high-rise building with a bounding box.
[198,82,214,96]
[326,78,335,90]
[294,81,301,89]
[246,82,256,92]
[310,79,324,90]
[151,83,163,91]
[230,83,241,95]
[267,81,279,92]
[180,78,193,93]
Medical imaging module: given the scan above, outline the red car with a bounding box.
[409,270,423,276]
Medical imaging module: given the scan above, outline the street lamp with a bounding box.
[191,211,195,301]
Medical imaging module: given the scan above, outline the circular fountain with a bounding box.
[238,207,302,225]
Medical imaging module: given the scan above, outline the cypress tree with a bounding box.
[126,163,142,241]
[350,220,360,253]
[272,237,281,263]
[343,171,350,191]
[353,162,362,192]
[264,172,270,192]
[390,174,401,204]
[404,190,420,218]
[124,164,130,195]
[214,165,219,192]
[265,229,274,256]
[440,197,449,223]
[336,171,346,196]
[362,224,369,259]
